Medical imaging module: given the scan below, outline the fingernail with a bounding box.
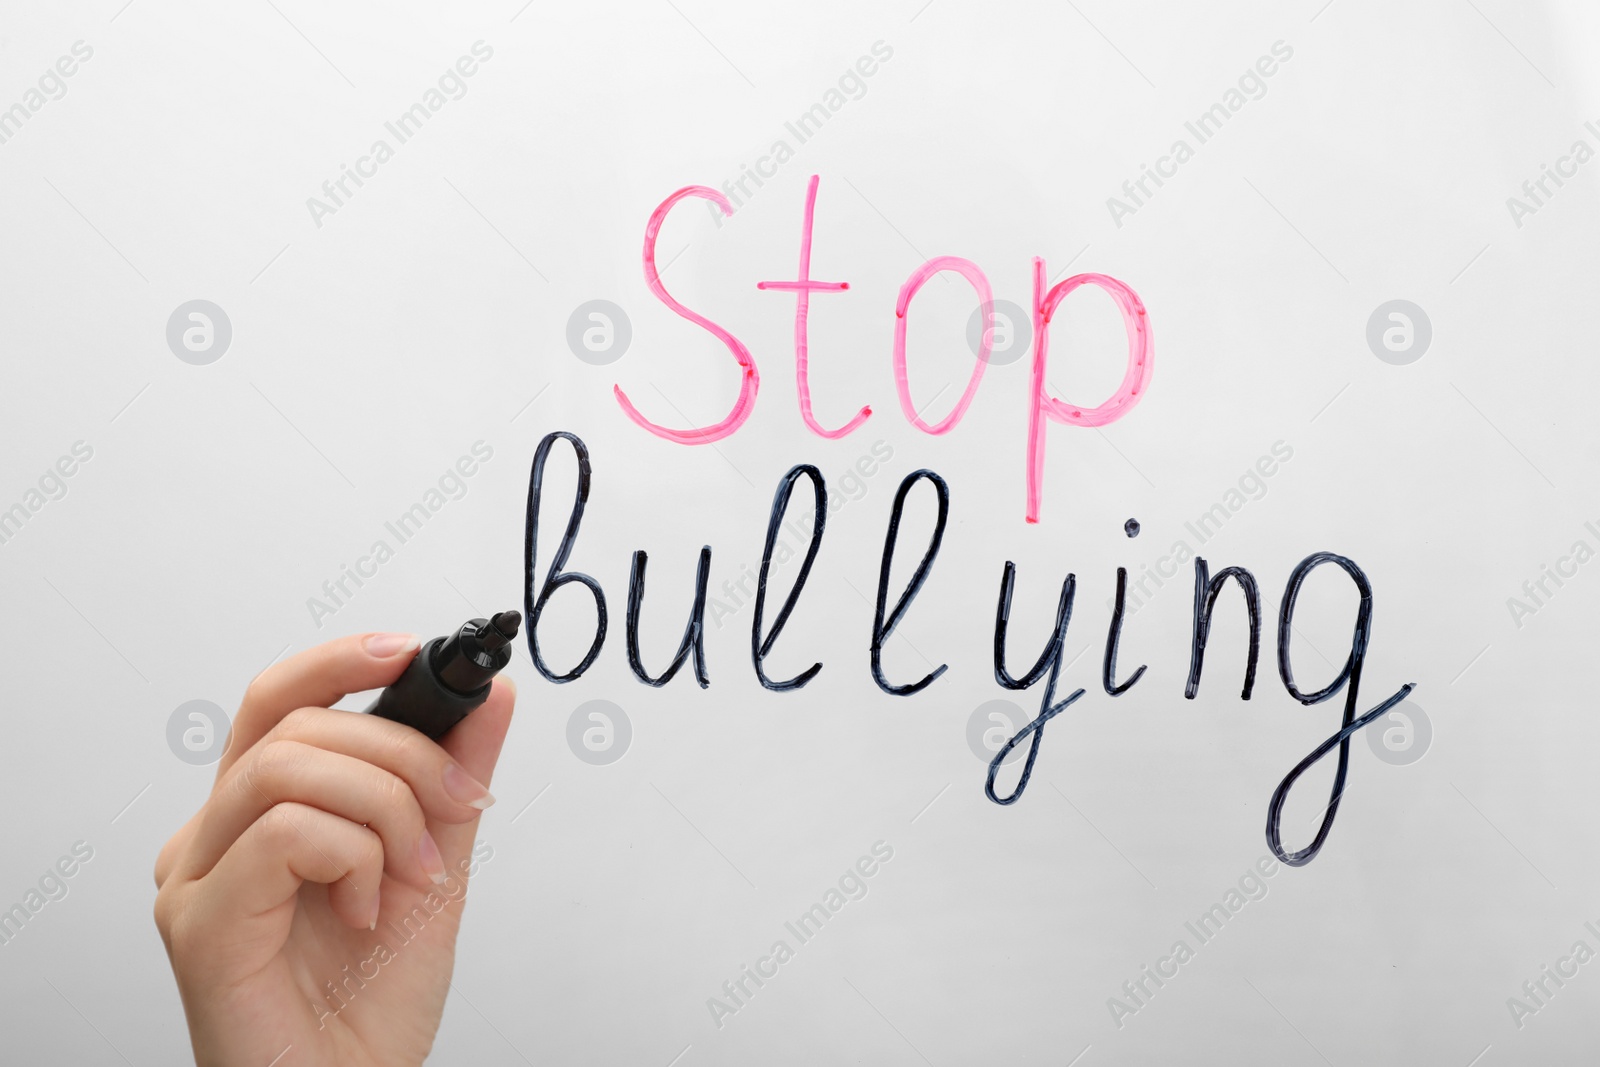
[443,762,495,810]
[418,831,448,885]
[365,632,420,658]
[367,892,380,931]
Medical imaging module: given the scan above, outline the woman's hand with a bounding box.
[154,632,515,1066]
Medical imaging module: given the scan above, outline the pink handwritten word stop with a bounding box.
[617,175,1153,523]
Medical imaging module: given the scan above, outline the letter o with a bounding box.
[893,256,994,435]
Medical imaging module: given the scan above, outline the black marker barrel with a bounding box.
[366,611,520,740]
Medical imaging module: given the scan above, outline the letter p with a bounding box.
[1025,258,1153,523]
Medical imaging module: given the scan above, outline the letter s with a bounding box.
[615,186,758,444]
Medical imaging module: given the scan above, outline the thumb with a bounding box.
[428,676,515,860]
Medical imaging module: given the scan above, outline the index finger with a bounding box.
[215,631,420,780]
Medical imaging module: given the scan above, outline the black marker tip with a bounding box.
[482,610,522,651]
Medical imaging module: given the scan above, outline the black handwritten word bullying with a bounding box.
[522,432,1415,868]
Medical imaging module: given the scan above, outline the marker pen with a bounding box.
[365,611,521,740]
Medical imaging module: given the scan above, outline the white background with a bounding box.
[1,0,1597,1063]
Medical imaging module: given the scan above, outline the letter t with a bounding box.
[757,174,871,438]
